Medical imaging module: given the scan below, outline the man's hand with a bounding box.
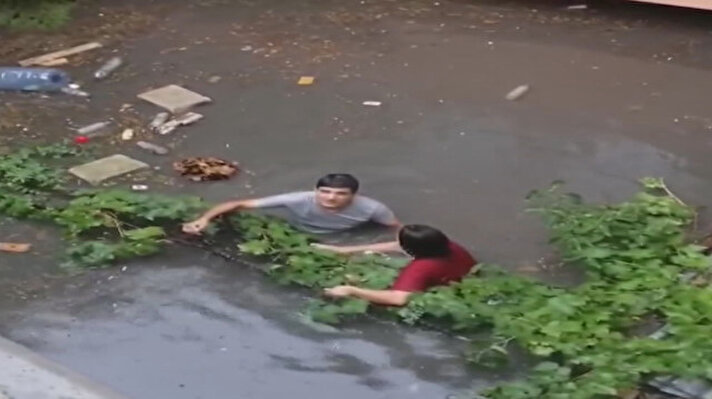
[311,243,352,254]
[324,285,355,298]
[182,218,209,235]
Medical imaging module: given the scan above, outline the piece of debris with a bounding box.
[138,84,212,113]
[363,101,382,106]
[77,121,111,135]
[74,136,90,144]
[121,128,134,141]
[94,57,123,80]
[149,112,170,131]
[0,67,70,92]
[69,154,149,185]
[241,45,253,52]
[131,184,149,191]
[173,157,239,182]
[505,84,530,101]
[0,242,31,253]
[566,4,588,9]
[61,86,90,97]
[19,42,103,67]
[136,141,169,155]
[208,75,222,84]
[37,58,69,67]
[298,76,315,85]
[157,112,203,135]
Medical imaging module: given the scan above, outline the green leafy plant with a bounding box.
[0,0,75,30]
[0,143,205,268]
[2,143,712,398]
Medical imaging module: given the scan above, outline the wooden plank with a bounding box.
[19,42,102,67]
[629,0,712,11]
[0,243,31,253]
[37,58,69,67]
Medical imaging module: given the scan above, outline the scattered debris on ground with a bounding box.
[19,42,102,67]
[505,84,530,101]
[157,112,203,135]
[69,154,149,184]
[37,58,68,67]
[0,243,31,253]
[148,112,170,132]
[136,141,169,155]
[363,101,381,106]
[121,128,134,141]
[173,157,239,181]
[138,84,212,113]
[0,67,70,92]
[298,76,315,85]
[77,121,111,135]
[94,57,123,80]
[131,184,148,191]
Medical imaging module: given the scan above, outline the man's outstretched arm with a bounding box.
[312,241,403,255]
[324,285,412,306]
[183,199,258,234]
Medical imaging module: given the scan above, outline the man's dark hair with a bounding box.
[398,224,451,258]
[316,173,359,193]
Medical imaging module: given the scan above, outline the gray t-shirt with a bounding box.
[252,191,396,234]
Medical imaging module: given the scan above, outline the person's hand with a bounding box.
[324,285,355,298]
[182,218,209,235]
[311,243,351,254]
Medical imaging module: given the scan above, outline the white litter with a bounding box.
[505,84,530,101]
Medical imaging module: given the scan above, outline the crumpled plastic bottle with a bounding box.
[0,67,70,92]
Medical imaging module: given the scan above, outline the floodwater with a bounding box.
[1,0,712,397]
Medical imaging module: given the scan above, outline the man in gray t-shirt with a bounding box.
[182,173,400,235]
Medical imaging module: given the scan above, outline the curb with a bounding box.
[0,335,128,399]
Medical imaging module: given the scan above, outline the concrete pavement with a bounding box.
[0,335,126,399]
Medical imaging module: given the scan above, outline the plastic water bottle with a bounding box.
[148,112,170,131]
[94,57,123,80]
[0,67,69,92]
[77,121,111,135]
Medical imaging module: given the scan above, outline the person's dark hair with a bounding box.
[316,173,359,193]
[398,224,451,258]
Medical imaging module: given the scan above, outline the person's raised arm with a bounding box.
[182,199,258,234]
[324,286,412,306]
[183,192,308,235]
[312,241,402,255]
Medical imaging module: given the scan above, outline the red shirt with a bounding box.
[391,241,476,292]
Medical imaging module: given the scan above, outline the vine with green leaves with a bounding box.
[1,143,711,399]
[0,0,75,30]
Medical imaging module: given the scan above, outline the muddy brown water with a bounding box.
[1,0,712,397]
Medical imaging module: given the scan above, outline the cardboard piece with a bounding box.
[137,85,212,113]
[69,154,149,185]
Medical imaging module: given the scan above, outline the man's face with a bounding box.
[315,186,355,210]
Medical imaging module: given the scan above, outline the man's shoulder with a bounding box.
[284,190,313,198]
[253,191,313,208]
[352,195,389,211]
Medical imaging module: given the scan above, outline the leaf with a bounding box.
[238,240,271,255]
[124,226,165,241]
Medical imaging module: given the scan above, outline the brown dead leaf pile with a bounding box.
[173,157,239,182]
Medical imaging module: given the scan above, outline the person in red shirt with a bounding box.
[322,225,477,306]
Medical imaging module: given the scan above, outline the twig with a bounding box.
[103,212,126,238]
[659,178,686,207]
